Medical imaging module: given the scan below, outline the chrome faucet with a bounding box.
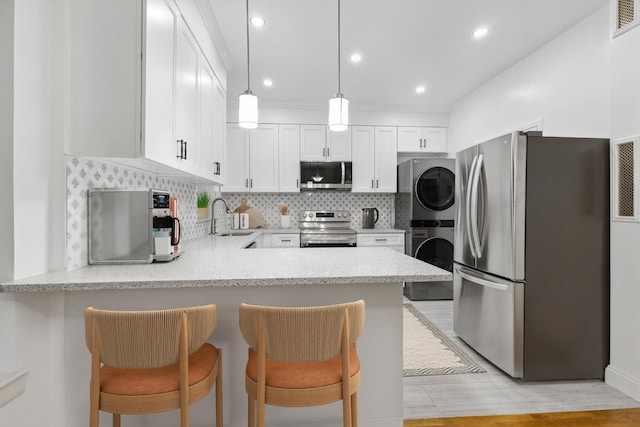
[209,197,231,234]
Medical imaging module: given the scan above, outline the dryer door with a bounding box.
[415,166,455,211]
[414,236,454,272]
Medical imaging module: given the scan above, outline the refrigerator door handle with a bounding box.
[457,266,509,292]
[470,154,484,258]
[466,154,479,258]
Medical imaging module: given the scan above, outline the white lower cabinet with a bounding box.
[357,233,405,252]
[352,126,397,193]
[271,233,301,248]
[224,124,279,193]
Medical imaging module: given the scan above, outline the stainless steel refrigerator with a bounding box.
[453,131,609,380]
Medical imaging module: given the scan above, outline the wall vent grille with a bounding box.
[618,0,635,29]
[614,0,639,36]
[617,141,635,217]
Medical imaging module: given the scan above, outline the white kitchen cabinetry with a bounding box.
[352,126,397,193]
[397,127,447,153]
[224,124,279,193]
[357,232,405,252]
[300,125,351,161]
[66,0,226,184]
[278,125,301,192]
[271,233,301,248]
[174,17,199,174]
[198,59,226,183]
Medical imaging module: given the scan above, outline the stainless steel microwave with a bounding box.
[300,161,352,190]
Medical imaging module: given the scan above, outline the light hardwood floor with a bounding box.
[404,408,640,426]
[403,300,640,420]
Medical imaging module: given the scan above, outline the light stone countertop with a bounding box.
[0,231,450,293]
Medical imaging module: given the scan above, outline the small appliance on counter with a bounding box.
[361,207,379,229]
[151,190,183,262]
[88,189,183,264]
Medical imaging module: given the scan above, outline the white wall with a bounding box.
[13,0,67,279]
[606,15,640,401]
[1,0,67,422]
[448,6,611,154]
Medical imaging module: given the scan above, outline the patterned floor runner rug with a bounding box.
[403,303,486,376]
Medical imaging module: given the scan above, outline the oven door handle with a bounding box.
[341,162,345,185]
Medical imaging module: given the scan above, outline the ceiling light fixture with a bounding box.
[250,16,265,27]
[350,53,362,63]
[416,86,426,94]
[328,0,349,132]
[263,79,273,87]
[473,27,488,38]
[238,0,258,129]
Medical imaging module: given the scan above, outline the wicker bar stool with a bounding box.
[84,304,222,427]
[238,300,365,427]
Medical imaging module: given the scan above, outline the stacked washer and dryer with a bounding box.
[395,158,456,300]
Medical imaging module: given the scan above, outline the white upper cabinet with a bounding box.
[327,128,352,161]
[174,17,199,174]
[224,125,250,192]
[198,58,226,183]
[351,126,397,193]
[300,125,351,161]
[397,127,447,153]
[211,76,226,183]
[144,0,178,168]
[224,124,279,193]
[278,125,301,193]
[351,126,376,192]
[374,127,398,192]
[66,0,226,184]
[250,125,279,192]
[300,125,327,161]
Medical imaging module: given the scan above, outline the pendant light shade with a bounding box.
[328,0,348,132]
[238,0,258,129]
[328,94,349,132]
[239,90,258,129]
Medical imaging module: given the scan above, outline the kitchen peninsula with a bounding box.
[1,232,451,427]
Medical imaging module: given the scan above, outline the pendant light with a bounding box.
[328,0,349,132]
[238,0,258,129]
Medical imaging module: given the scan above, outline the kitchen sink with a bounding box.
[218,230,254,237]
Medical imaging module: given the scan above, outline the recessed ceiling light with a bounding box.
[251,16,265,27]
[415,86,426,94]
[350,53,362,63]
[473,27,488,38]
[263,79,273,87]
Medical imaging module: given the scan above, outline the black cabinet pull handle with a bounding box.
[183,140,187,159]
[176,139,183,159]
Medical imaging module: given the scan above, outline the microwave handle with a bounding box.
[341,162,345,184]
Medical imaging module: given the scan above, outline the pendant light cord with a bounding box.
[337,0,341,95]
[246,0,251,91]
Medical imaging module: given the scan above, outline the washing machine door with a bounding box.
[415,166,455,211]
[414,236,454,272]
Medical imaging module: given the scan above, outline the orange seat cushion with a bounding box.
[246,345,360,389]
[100,343,218,396]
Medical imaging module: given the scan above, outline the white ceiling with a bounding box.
[209,0,608,113]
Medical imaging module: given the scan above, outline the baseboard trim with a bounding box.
[605,365,640,402]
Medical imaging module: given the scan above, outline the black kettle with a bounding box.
[362,207,379,229]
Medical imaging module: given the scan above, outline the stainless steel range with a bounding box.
[299,210,357,247]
